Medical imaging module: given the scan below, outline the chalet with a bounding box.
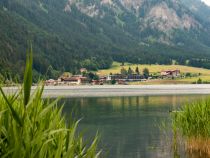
[91,80,103,85]
[161,70,180,78]
[80,68,87,73]
[45,79,57,86]
[99,76,108,82]
[117,80,126,85]
[60,75,88,85]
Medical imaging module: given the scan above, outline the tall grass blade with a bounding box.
[0,87,22,126]
[23,47,33,106]
[0,109,7,117]
[65,121,71,152]
[38,98,59,119]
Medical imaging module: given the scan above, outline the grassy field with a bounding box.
[97,62,210,84]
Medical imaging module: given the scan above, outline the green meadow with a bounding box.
[98,62,210,84]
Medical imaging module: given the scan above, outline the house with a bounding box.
[107,74,127,81]
[99,76,108,82]
[161,70,180,78]
[60,75,88,85]
[91,80,103,85]
[45,79,57,86]
[127,74,143,81]
[117,80,127,85]
[80,68,87,73]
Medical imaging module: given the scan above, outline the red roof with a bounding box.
[161,69,180,72]
[61,76,87,82]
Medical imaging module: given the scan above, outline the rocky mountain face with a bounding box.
[65,0,210,45]
[1,0,210,80]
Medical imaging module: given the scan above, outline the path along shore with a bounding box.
[3,84,210,98]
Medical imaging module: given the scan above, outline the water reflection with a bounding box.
[61,95,209,158]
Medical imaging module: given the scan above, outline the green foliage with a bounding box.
[93,74,99,80]
[0,0,114,81]
[111,79,116,85]
[143,68,149,79]
[135,67,140,75]
[189,58,210,69]
[23,47,33,106]
[197,78,202,84]
[81,59,98,71]
[120,67,127,75]
[0,73,5,84]
[86,72,99,81]
[172,98,210,138]
[1,0,210,81]
[127,67,133,75]
[46,65,61,79]
[185,72,192,78]
[0,51,101,158]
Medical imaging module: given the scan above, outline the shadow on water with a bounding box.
[60,95,209,158]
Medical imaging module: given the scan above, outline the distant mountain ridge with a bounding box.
[0,0,210,81]
[65,0,210,46]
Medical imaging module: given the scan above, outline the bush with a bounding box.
[143,68,149,79]
[185,72,191,78]
[197,78,202,84]
[0,50,101,158]
[111,79,116,85]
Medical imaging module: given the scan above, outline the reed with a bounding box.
[172,98,210,156]
[0,49,101,158]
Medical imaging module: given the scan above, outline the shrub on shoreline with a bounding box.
[0,50,101,158]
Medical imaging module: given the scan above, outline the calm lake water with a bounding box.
[61,95,209,158]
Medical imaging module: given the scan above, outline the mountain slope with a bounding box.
[1,0,210,81]
[66,0,210,48]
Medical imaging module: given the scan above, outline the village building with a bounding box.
[80,68,87,73]
[117,80,126,85]
[91,80,104,85]
[107,73,144,81]
[45,79,57,86]
[99,76,107,81]
[60,75,88,85]
[161,70,181,78]
[107,74,127,81]
[127,74,143,81]
[99,76,109,83]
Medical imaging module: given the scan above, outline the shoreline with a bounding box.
[3,84,210,98]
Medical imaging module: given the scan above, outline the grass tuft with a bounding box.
[172,98,210,156]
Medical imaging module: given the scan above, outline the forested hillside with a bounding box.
[1,0,210,81]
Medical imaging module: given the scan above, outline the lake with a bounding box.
[61,95,209,158]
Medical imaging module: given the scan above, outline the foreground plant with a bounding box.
[172,98,210,156]
[0,49,101,158]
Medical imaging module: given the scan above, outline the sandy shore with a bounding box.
[3,84,210,98]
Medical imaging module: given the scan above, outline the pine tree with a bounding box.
[121,67,127,75]
[135,67,140,74]
[128,67,133,75]
[143,68,149,79]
